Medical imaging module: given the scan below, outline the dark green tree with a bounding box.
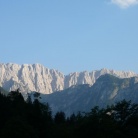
[54,111,66,124]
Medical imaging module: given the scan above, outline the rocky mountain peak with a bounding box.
[0,63,137,94]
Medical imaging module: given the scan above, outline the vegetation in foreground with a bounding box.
[0,90,138,138]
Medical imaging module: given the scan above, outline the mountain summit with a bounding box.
[0,63,137,94]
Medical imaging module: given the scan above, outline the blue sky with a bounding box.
[0,0,138,74]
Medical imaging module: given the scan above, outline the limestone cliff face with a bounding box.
[0,63,137,94]
[0,63,64,94]
[64,69,137,89]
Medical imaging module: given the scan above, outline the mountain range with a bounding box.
[1,63,138,116]
[0,63,137,94]
[33,74,138,116]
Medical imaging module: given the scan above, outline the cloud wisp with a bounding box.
[111,0,138,8]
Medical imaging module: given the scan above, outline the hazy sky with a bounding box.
[0,0,138,74]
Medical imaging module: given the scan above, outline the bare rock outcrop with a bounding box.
[0,63,137,94]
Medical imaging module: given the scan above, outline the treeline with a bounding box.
[0,90,138,138]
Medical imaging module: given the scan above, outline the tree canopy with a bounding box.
[0,90,138,138]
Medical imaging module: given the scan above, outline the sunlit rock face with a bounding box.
[0,63,137,94]
[0,63,64,94]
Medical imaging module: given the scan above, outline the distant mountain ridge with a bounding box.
[37,74,138,116]
[0,63,137,94]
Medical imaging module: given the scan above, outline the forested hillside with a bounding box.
[0,90,138,138]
